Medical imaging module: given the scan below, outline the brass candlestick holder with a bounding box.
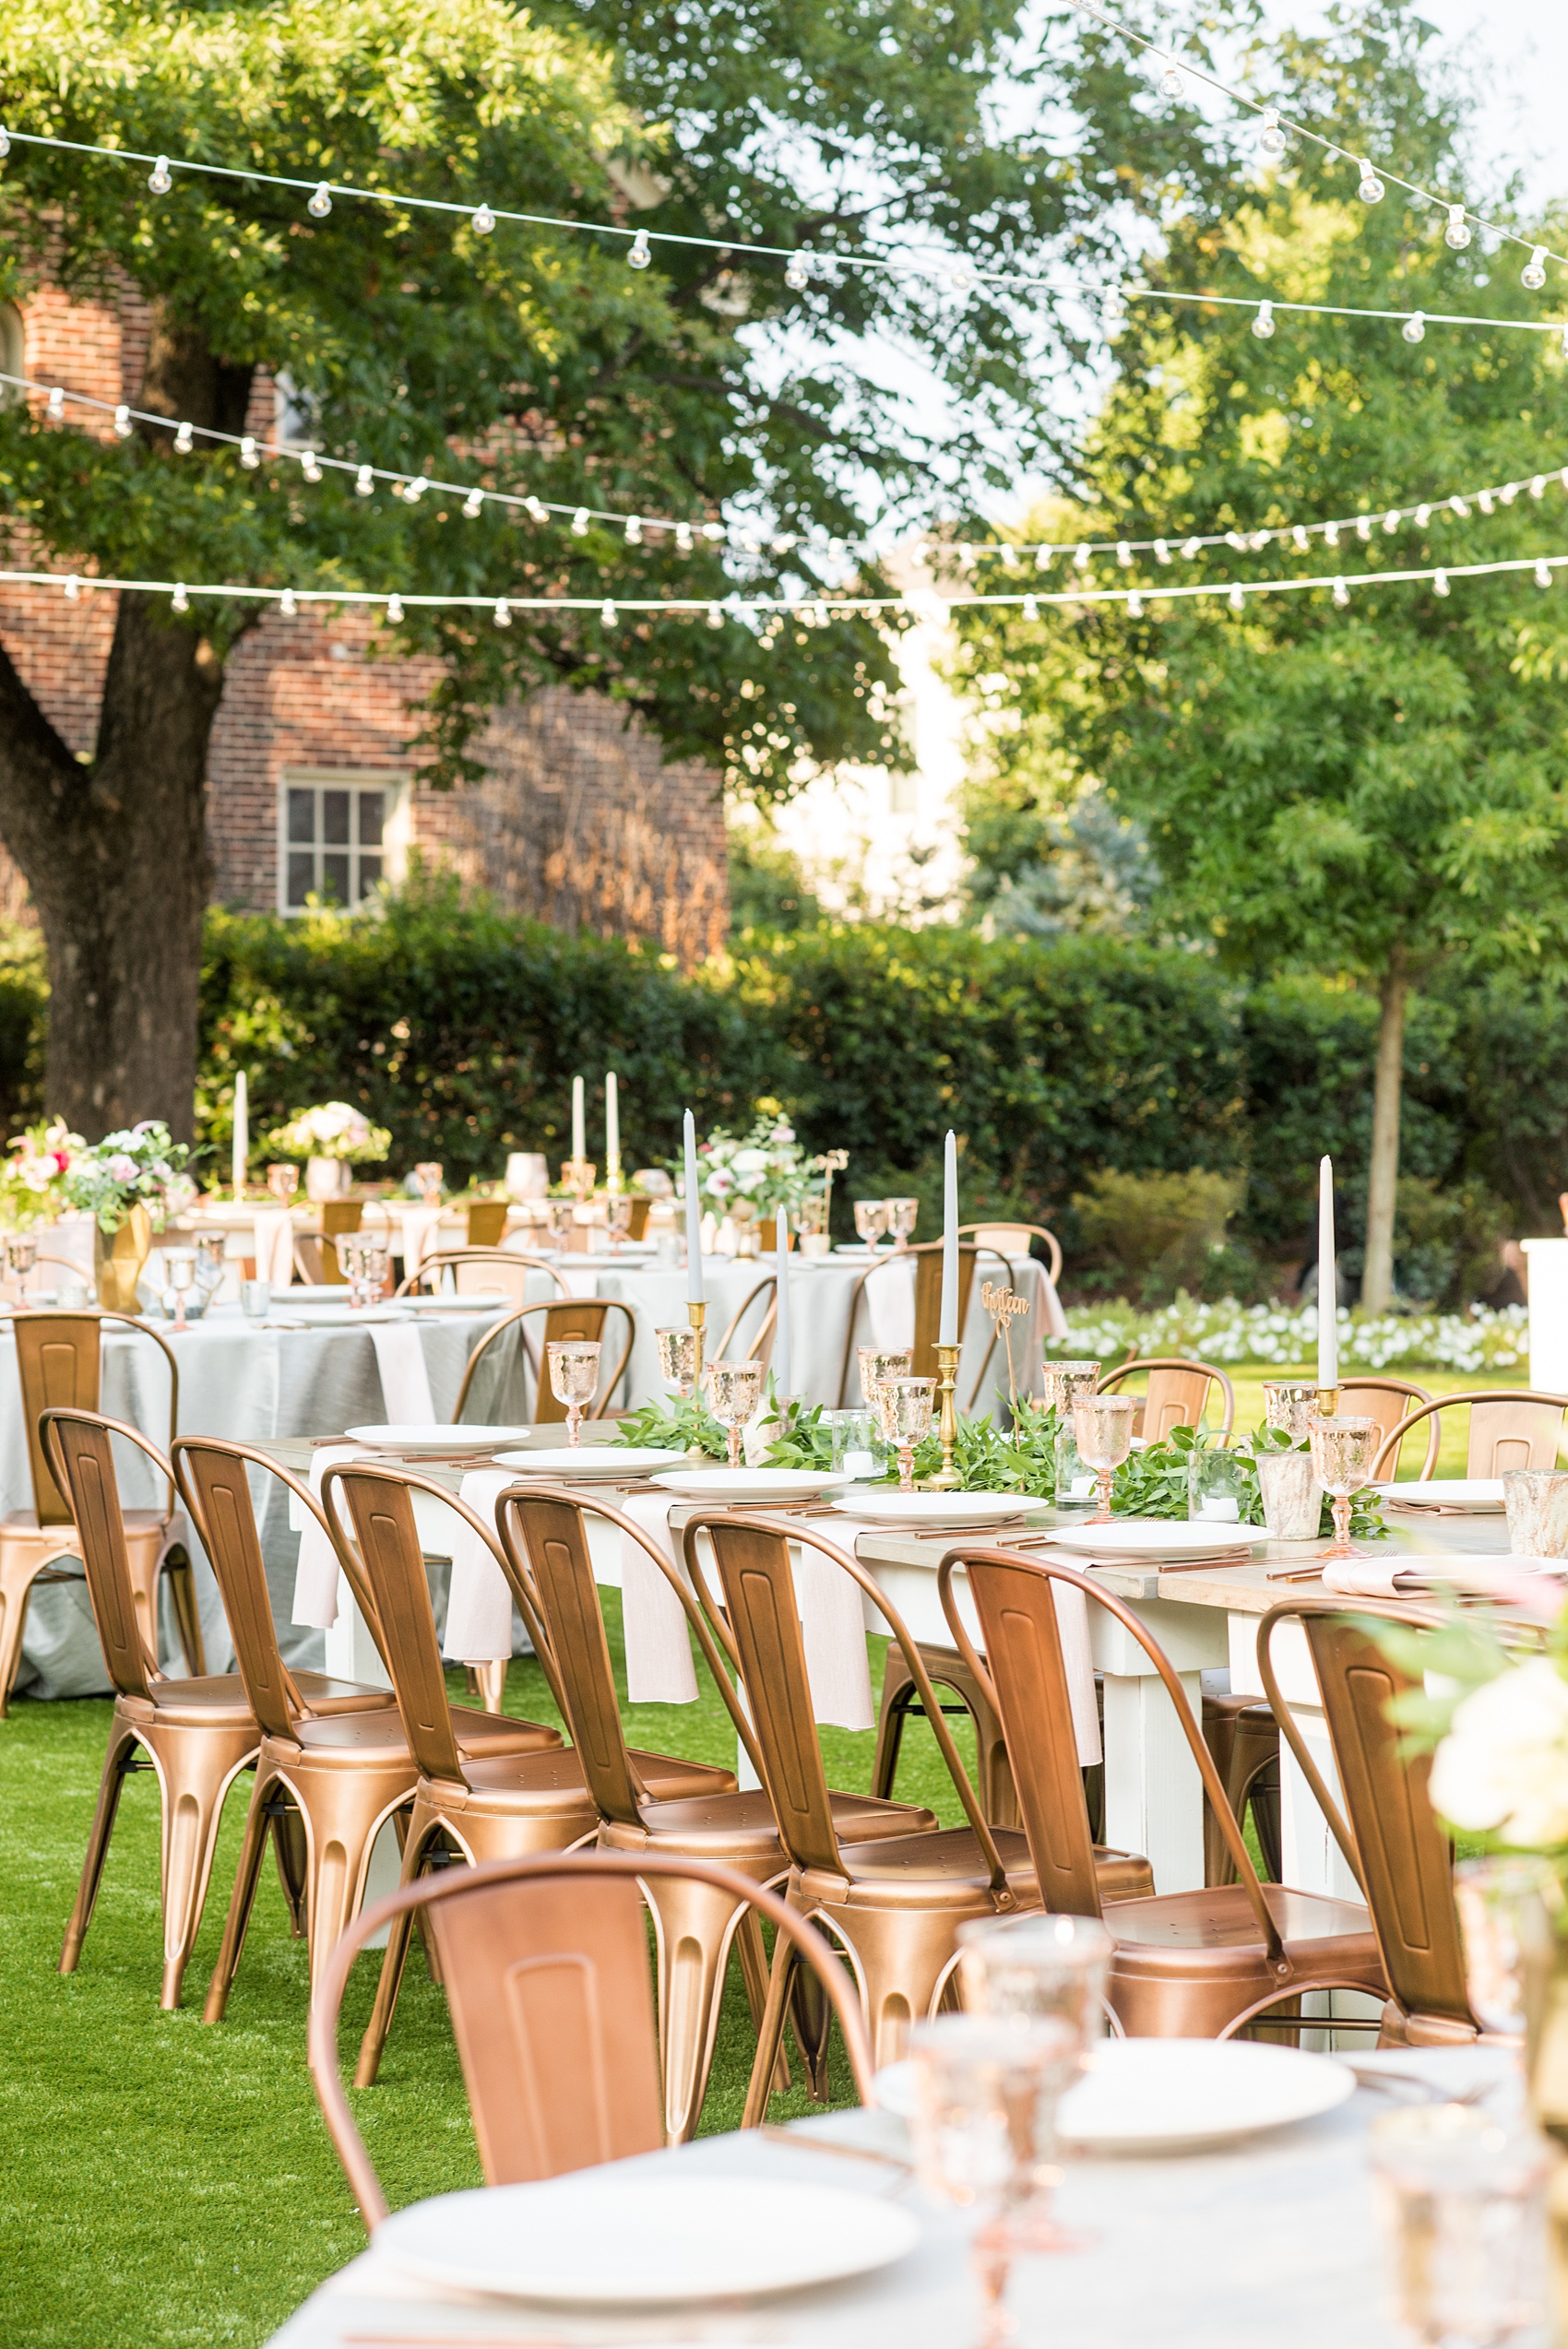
[687,1298,707,1388]
[1315,1384,1340,1418]
[923,1342,961,1489]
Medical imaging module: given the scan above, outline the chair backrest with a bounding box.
[465,1202,509,1248]
[40,1407,167,1700]
[309,1851,878,2226]
[939,1546,1284,1960]
[292,1232,344,1287]
[173,1435,363,1740]
[398,1246,567,1306]
[959,1221,1064,1286]
[496,1484,764,1828]
[1256,1598,1478,2036]
[912,1242,980,1377]
[712,1275,778,1369]
[1099,1354,1236,1440]
[1370,1389,1568,1482]
[624,1195,652,1242]
[687,1512,1011,1892]
[1339,1377,1439,1478]
[453,1299,636,1425]
[6,1311,179,1524]
[324,1464,469,1785]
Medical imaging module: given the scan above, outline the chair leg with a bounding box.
[203,1771,279,2023]
[271,1797,310,1938]
[355,1809,445,2089]
[742,1924,801,2130]
[59,1721,142,1974]
[871,1670,916,1802]
[736,1909,791,2094]
[301,1774,411,1993]
[154,1724,255,2011]
[465,1659,507,1714]
[0,1549,53,1718]
[161,1543,208,1679]
[645,1868,756,2142]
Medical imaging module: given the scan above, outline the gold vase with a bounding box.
[94,1204,153,1313]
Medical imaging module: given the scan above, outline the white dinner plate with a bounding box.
[375,2175,920,2305]
[493,1445,691,1480]
[346,1424,530,1453]
[1050,1517,1268,1561]
[652,1466,853,1501]
[874,2037,1354,2154]
[830,1489,1036,1528]
[1374,1478,1506,1513]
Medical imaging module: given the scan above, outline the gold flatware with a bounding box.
[759,2122,913,2175]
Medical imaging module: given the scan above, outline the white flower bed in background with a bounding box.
[1053,1296,1529,1372]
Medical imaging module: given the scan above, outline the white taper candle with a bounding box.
[232,1070,248,1199]
[939,1130,959,1348]
[605,1071,619,1177]
[571,1074,585,1165]
[1317,1155,1338,1389]
[775,1204,791,1397]
[683,1109,704,1305]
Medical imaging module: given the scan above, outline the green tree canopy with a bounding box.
[953,4,1568,1304]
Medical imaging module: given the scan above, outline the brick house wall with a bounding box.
[0,282,730,967]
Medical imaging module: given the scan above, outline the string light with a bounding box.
[386,593,403,622]
[279,588,297,615]
[1433,569,1450,595]
[173,421,193,454]
[627,231,651,269]
[45,386,62,419]
[1538,562,1553,588]
[1444,205,1471,251]
[471,203,495,236]
[493,599,511,626]
[1252,299,1275,338]
[307,182,332,219]
[1402,312,1426,343]
[1332,578,1350,605]
[355,464,374,495]
[462,488,483,518]
[1260,108,1287,158]
[784,256,810,291]
[171,582,188,612]
[241,435,259,468]
[148,156,172,195]
[1358,160,1384,204]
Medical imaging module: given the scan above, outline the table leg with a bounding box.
[1101,1667,1206,1894]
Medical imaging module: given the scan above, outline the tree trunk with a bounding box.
[1361,943,1408,1315]
[0,313,252,1141]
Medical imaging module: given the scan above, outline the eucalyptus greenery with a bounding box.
[614,1392,728,1460]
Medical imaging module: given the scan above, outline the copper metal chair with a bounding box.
[683,1512,1150,2096]
[1339,1376,1438,1478]
[181,1443,559,2017]
[713,1275,778,1369]
[1097,1354,1237,1441]
[328,1463,742,2099]
[464,1202,510,1248]
[1257,1596,1510,2047]
[395,1245,568,1304]
[451,1297,636,1425]
[0,1309,202,1707]
[938,1545,1384,2036]
[872,1639,1019,1828]
[1200,1692,1282,1885]
[1371,1388,1568,1481]
[311,1851,877,2227]
[42,1407,268,2008]
[495,1482,937,2138]
[959,1221,1064,1286]
[292,1200,363,1286]
[835,1240,1015,1407]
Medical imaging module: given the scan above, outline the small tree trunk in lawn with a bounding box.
[1361,943,1408,1315]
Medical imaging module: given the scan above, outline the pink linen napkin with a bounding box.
[252,1208,296,1290]
[615,1490,701,1704]
[367,1322,437,1423]
[441,1468,518,1661]
[291,1443,370,1628]
[1322,1552,1561,1602]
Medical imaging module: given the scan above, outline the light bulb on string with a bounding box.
[1259,108,1287,158]
[1153,539,1170,564]
[471,202,495,235]
[63,575,80,600]
[1127,591,1145,616]
[354,464,374,495]
[1228,584,1244,611]
[1402,312,1426,343]
[1414,504,1431,527]
[173,421,193,454]
[171,583,188,613]
[1433,569,1450,596]
[46,386,63,420]
[1250,530,1272,551]
[148,156,172,195]
[600,599,616,625]
[1478,489,1494,514]
[1332,578,1350,607]
[1074,543,1092,571]
[627,230,651,269]
[1252,300,1275,338]
[1355,516,1372,540]
[624,516,643,545]
[113,404,132,437]
[241,436,260,469]
[1358,160,1384,203]
[1538,563,1554,589]
[386,595,403,623]
[1323,521,1339,547]
[1531,476,1547,499]
[1225,531,1245,552]
[279,589,297,617]
[1384,510,1400,533]
[404,475,428,504]
[1292,525,1310,551]
[1522,247,1548,291]
[1181,536,1203,558]
[307,183,332,219]
[0,126,10,159]
[462,489,482,518]
[1501,482,1519,504]
[1035,546,1054,572]
[1443,206,1471,250]
[1449,495,1470,517]
[493,599,511,627]
[784,256,810,291]
[300,449,323,483]
[675,522,693,552]
[1116,540,1133,568]
[1158,64,1182,99]
[1022,595,1039,621]
[572,508,589,536]
[707,603,725,628]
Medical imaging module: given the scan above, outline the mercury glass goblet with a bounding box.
[907,2012,1081,2348]
[1307,1413,1378,1561]
[165,1247,197,1331]
[656,1324,698,1398]
[543,1197,576,1248]
[1071,1394,1137,1524]
[4,1231,37,1309]
[411,1160,444,1204]
[706,1358,765,1469]
[356,1240,389,1309]
[1370,2105,1549,2349]
[885,1196,920,1250]
[546,1338,601,1447]
[853,1198,890,1249]
[194,1232,227,1303]
[266,1161,300,1206]
[606,1193,635,1253]
[1262,1380,1321,1440]
[858,1344,913,1426]
[335,1231,366,1301]
[876,1373,935,1490]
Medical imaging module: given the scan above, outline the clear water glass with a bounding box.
[412,1160,444,1203]
[957,1912,1113,2049]
[858,1344,912,1418]
[823,1406,879,1477]
[1071,1394,1137,1524]
[853,1198,890,1247]
[240,1279,272,1321]
[4,1230,37,1308]
[547,1338,601,1446]
[1042,1362,1101,1507]
[1370,2104,1549,2347]
[1262,1380,1321,1439]
[1186,1442,1254,1527]
[1256,1443,1321,1539]
[885,1196,920,1249]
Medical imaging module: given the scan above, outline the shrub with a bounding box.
[1070,1168,1248,1304]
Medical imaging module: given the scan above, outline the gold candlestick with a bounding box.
[687,1298,707,1388]
[1315,1385,1339,1418]
[924,1343,961,1489]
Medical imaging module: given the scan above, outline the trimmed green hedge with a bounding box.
[0,876,1559,1274]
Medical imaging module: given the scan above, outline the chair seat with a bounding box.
[621,1786,937,1859]
[1106,1882,1385,2036]
[1110,1882,1373,1962]
[1095,1846,1158,1902]
[826,1825,1041,1910]
[133,1674,257,1728]
[0,1506,168,1545]
[456,1747,736,1814]
[282,1706,562,1764]
[293,1672,409,1717]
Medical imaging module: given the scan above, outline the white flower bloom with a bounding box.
[1430,1658,1568,1848]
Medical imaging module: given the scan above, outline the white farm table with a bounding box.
[270,2047,1518,2349]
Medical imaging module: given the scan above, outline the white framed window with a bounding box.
[278,768,410,914]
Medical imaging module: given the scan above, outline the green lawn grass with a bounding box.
[1224,1365,1526,1477]
[0,1604,968,2348]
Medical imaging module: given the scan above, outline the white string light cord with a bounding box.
[6,367,1565,573]
[0,121,1562,338]
[12,548,1567,627]
[1063,0,1567,285]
